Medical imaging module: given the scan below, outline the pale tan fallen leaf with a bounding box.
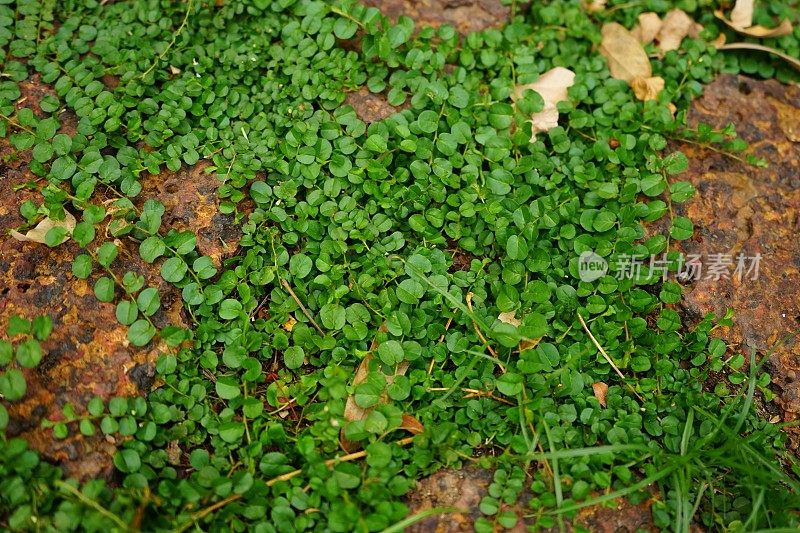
[593,382,609,407]
[498,311,522,327]
[714,9,793,38]
[633,12,662,45]
[730,0,754,29]
[582,0,606,13]
[600,23,666,102]
[10,212,76,245]
[657,9,701,53]
[513,67,576,142]
[631,76,665,101]
[169,65,181,75]
[600,23,652,83]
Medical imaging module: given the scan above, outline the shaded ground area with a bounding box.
[362,0,510,34]
[666,74,800,434]
[0,77,242,478]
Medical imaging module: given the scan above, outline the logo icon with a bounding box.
[578,251,608,282]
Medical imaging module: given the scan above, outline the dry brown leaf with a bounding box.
[166,440,182,465]
[400,414,425,435]
[498,311,522,327]
[341,324,413,451]
[10,212,76,245]
[657,9,700,53]
[599,23,666,102]
[593,382,609,407]
[710,33,727,49]
[599,23,652,83]
[631,76,665,101]
[633,12,662,45]
[282,315,297,332]
[730,0,754,29]
[513,67,576,142]
[518,337,542,352]
[714,9,793,38]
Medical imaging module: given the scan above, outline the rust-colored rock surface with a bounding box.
[138,161,244,267]
[404,468,655,532]
[362,0,510,34]
[667,74,800,432]
[571,496,656,533]
[404,468,504,532]
[0,159,183,479]
[0,77,239,478]
[344,88,403,124]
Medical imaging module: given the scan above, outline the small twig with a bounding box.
[430,315,455,374]
[139,0,194,80]
[577,313,644,402]
[280,279,324,335]
[428,387,515,405]
[55,481,130,532]
[465,292,498,359]
[719,43,800,73]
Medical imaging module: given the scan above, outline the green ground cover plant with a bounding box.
[1,0,800,531]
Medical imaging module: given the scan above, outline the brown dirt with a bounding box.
[664,74,800,434]
[344,87,404,124]
[404,468,656,532]
[362,0,511,34]
[0,76,241,478]
[404,468,516,532]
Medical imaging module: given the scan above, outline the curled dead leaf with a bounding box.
[599,23,652,83]
[400,414,425,435]
[631,76,665,102]
[730,0,754,29]
[593,382,609,407]
[10,212,76,245]
[714,9,793,38]
[513,67,576,142]
[710,33,727,49]
[518,337,542,352]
